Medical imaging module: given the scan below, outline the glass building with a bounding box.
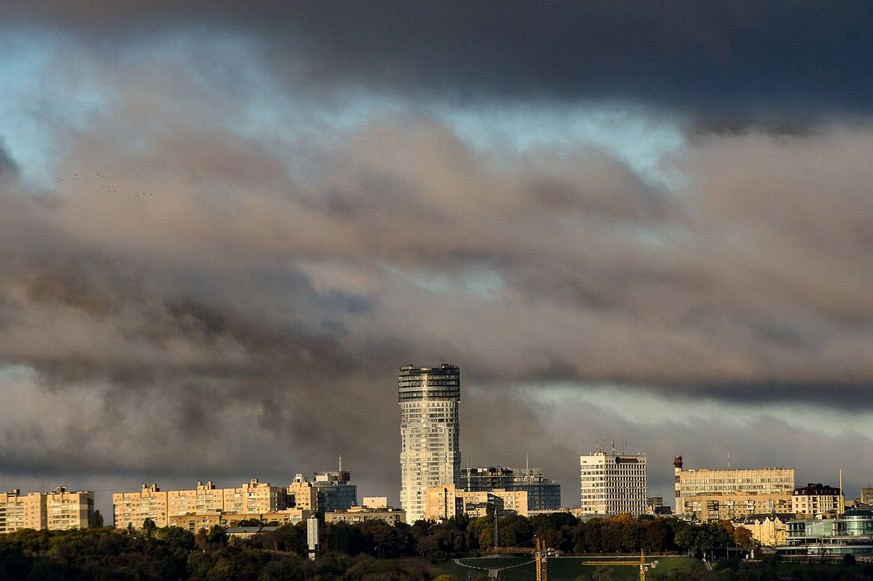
[399,364,461,524]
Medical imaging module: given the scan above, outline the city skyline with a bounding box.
[1,3,873,520]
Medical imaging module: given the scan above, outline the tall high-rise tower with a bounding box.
[399,363,461,524]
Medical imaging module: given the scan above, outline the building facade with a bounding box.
[425,484,529,521]
[739,513,792,547]
[399,363,461,524]
[0,490,46,533]
[461,466,561,511]
[579,451,648,516]
[313,470,357,513]
[779,510,873,557]
[288,474,321,513]
[0,487,92,533]
[325,505,405,526]
[113,484,169,529]
[673,456,795,522]
[114,479,302,530]
[221,478,287,515]
[47,487,94,531]
[791,483,843,518]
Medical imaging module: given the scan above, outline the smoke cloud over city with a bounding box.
[1,2,872,509]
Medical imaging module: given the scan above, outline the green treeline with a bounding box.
[0,513,859,580]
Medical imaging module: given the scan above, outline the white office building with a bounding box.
[580,451,647,516]
[399,364,461,524]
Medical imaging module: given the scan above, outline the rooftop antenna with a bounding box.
[338,455,342,472]
[611,440,616,455]
[727,451,731,469]
[620,427,624,454]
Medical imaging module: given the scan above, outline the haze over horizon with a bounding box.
[2,2,873,518]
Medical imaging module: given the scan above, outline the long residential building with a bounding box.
[579,451,648,516]
[673,456,795,522]
[0,487,93,533]
[113,478,316,530]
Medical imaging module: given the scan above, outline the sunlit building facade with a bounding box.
[580,451,648,516]
[0,487,92,533]
[399,363,461,524]
[673,456,795,522]
[113,484,170,529]
[792,483,843,518]
[47,487,95,531]
[425,483,528,520]
[461,466,561,511]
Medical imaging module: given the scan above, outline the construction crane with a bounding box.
[535,537,547,581]
[581,550,649,581]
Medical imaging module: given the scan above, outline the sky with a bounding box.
[2,2,873,518]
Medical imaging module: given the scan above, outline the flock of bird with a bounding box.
[55,171,152,202]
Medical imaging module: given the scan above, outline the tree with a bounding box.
[142,518,157,538]
[733,525,755,549]
[326,521,363,555]
[89,510,104,529]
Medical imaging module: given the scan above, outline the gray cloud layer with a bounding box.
[1,6,873,505]
[4,1,873,124]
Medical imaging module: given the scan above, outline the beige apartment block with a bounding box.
[682,491,792,522]
[0,490,47,533]
[287,474,319,512]
[46,487,94,531]
[791,483,843,518]
[673,456,795,522]
[167,481,224,517]
[114,479,299,530]
[222,478,287,515]
[424,484,529,521]
[113,484,170,529]
[0,487,93,533]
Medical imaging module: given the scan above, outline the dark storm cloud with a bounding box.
[3,2,873,123]
[2,15,873,503]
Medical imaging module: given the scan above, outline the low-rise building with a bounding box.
[424,484,528,520]
[779,510,873,557]
[738,513,793,547]
[325,505,405,526]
